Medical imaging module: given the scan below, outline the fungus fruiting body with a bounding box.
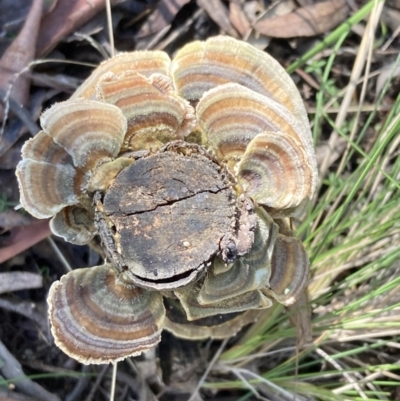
[17,36,317,364]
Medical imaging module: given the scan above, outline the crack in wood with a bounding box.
[94,144,255,291]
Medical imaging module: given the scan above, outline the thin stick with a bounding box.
[105,0,115,57]
[84,365,108,401]
[231,368,267,401]
[315,347,368,399]
[0,88,40,136]
[47,237,72,272]
[0,341,60,401]
[187,338,228,401]
[232,367,299,401]
[109,362,118,401]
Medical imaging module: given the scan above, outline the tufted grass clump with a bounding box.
[210,1,400,400]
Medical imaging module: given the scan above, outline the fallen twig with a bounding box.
[0,341,60,401]
[0,272,43,295]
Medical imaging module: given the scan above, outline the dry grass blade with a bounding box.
[318,0,384,179]
[315,347,368,399]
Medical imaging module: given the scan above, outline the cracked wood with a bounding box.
[96,148,239,287]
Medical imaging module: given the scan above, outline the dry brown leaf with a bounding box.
[229,1,251,37]
[256,0,295,21]
[0,0,38,56]
[136,0,191,39]
[0,219,50,264]
[36,0,119,57]
[0,0,43,121]
[0,272,43,294]
[197,0,239,37]
[254,0,349,38]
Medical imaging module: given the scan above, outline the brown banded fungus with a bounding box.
[16,36,317,364]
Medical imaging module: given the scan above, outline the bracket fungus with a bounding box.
[16,36,317,364]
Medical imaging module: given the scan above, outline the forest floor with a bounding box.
[0,1,400,400]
